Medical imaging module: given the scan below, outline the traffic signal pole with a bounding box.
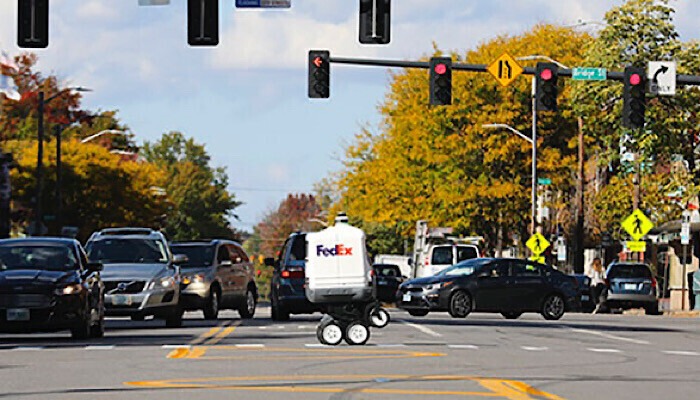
[531,77,537,235]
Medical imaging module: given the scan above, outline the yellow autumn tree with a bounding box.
[335,24,591,251]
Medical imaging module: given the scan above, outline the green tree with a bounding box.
[142,132,240,240]
[571,0,700,232]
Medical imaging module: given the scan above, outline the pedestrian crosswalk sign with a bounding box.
[622,209,654,241]
[529,256,545,264]
[526,233,550,256]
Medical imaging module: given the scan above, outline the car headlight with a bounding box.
[182,274,204,285]
[424,281,453,291]
[56,283,83,295]
[150,276,176,290]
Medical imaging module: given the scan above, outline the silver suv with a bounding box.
[171,240,257,320]
[85,228,185,327]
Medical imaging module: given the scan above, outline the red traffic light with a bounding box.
[540,68,553,81]
[434,63,447,75]
[629,73,642,86]
[313,57,323,68]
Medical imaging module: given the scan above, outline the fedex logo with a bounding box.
[316,244,353,257]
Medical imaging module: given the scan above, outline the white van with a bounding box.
[415,243,480,278]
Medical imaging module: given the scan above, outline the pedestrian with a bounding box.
[587,257,606,313]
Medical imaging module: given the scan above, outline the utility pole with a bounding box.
[34,91,44,236]
[574,117,585,273]
[531,77,538,235]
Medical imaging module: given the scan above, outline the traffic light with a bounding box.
[536,63,558,112]
[17,0,49,48]
[359,0,391,44]
[188,0,218,46]
[308,50,330,99]
[623,66,646,129]
[429,57,452,106]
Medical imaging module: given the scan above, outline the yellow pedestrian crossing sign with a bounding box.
[529,256,545,264]
[526,233,550,256]
[487,52,524,87]
[621,209,654,241]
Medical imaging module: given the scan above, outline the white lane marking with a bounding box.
[376,344,407,348]
[662,350,699,356]
[298,325,309,329]
[448,344,479,350]
[587,348,622,353]
[569,328,650,345]
[85,345,115,350]
[305,344,331,348]
[259,327,268,330]
[162,345,191,349]
[12,347,44,351]
[521,346,548,351]
[400,321,443,338]
[235,344,265,348]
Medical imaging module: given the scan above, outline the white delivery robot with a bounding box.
[305,213,390,345]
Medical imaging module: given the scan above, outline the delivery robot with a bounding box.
[305,214,390,345]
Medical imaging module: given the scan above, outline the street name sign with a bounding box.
[648,61,676,96]
[572,67,606,81]
[526,233,550,256]
[487,53,523,87]
[236,0,291,7]
[537,178,552,185]
[625,241,647,253]
[621,209,654,241]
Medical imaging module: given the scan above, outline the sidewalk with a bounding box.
[663,310,700,318]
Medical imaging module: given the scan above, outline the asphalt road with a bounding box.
[1,307,700,399]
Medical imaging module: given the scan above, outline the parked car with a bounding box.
[266,232,320,321]
[397,258,580,320]
[372,263,405,303]
[571,274,595,313]
[604,262,658,314]
[415,243,480,278]
[85,228,185,327]
[170,240,258,320]
[0,238,105,339]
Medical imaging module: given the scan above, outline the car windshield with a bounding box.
[436,259,491,277]
[86,238,168,264]
[170,245,214,268]
[608,265,653,279]
[373,265,400,277]
[0,245,78,271]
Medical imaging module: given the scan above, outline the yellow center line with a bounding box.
[126,374,566,399]
[204,321,240,346]
[167,321,237,359]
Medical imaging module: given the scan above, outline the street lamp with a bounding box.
[34,86,91,236]
[81,129,127,143]
[482,123,536,235]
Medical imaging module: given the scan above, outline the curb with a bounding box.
[663,311,700,318]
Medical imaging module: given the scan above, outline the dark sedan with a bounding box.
[0,238,105,339]
[373,264,405,303]
[397,258,580,320]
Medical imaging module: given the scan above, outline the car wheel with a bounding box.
[317,320,343,346]
[367,306,390,328]
[165,308,184,328]
[344,322,370,346]
[238,288,257,319]
[449,291,472,318]
[407,309,429,317]
[645,302,659,316]
[501,311,523,320]
[271,294,290,321]
[203,288,220,320]
[90,304,105,338]
[541,294,566,320]
[71,306,92,340]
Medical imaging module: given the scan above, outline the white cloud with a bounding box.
[267,163,290,182]
[75,0,121,20]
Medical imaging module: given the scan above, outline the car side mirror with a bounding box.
[172,254,188,264]
[220,260,233,268]
[86,262,103,272]
[264,257,276,267]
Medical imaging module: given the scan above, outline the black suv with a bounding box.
[266,232,319,321]
[0,238,105,339]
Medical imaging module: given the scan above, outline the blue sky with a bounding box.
[1,0,699,232]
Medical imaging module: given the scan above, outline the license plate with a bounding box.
[581,295,590,301]
[112,295,132,306]
[624,283,637,290]
[402,293,412,302]
[7,308,30,321]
